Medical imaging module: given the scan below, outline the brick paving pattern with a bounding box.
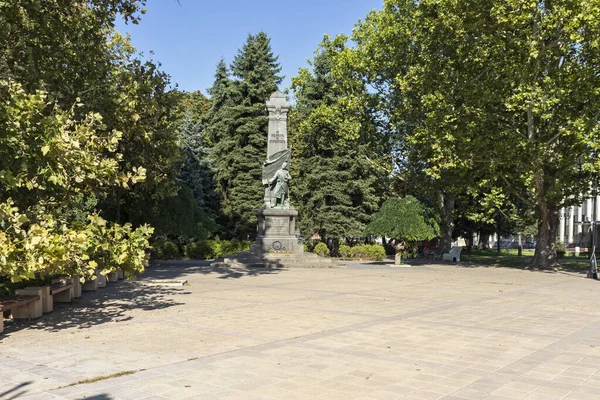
[1,261,599,399]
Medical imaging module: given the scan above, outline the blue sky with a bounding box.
[115,0,383,96]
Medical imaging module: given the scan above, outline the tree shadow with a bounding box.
[0,381,32,400]
[148,257,287,280]
[409,257,592,276]
[1,281,188,335]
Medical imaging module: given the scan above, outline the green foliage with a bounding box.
[367,196,439,242]
[85,215,153,278]
[313,242,330,257]
[0,1,171,284]
[338,245,352,259]
[150,238,182,260]
[349,244,386,261]
[336,0,600,268]
[0,82,143,210]
[178,104,219,220]
[555,241,567,257]
[289,36,384,240]
[184,240,250,260]
[0,204,151,282]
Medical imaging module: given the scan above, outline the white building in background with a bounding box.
[558,193,600,250]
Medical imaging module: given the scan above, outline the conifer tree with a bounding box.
[178,106,219,219]
[209,33,283,239]
[290,37,383,244]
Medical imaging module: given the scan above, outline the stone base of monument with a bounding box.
[210,207,340,269]
[252,207,303,253]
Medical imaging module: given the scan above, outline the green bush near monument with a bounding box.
[313,243,330,257]
[184,240,250,260]
[350,245,386,261]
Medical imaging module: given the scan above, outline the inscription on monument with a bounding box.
[265,216,288,235]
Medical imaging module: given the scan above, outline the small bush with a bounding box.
[184,241,212,259]
[184,240,251,260]
[339,245,352,259]
[151,239,182,260]
[350,244,385,261]
[366,244,386,261]
[313,242,330,257]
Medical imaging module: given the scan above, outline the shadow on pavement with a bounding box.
[147,259,287,280]
[2,282,188,335]
[0,381,32,400]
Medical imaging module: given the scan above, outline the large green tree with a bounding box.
[2,2,182,226]
[290,36,384,243]
[366,196,439,264]
[0,0,177,282]
[334,0,600,268]
[209,33,283,239]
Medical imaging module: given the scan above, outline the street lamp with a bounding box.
[579,155,598,280]
[588,177,598,280]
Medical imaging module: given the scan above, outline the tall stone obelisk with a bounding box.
[265,91,289,157]
[263,92,290,205]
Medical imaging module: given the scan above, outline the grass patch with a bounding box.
[61,370,138,387]
[461,249,534,268]
[461,249,590,272]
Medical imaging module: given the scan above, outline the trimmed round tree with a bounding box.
[367,196,439,264]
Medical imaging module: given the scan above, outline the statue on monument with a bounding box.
[262,148,291,209]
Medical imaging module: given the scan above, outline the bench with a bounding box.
[107,271,119,283]
[23,285,53,313]
[0,290,43,333]
[442,246,463,262]
[50,282,73,303]
[71,276,82,298]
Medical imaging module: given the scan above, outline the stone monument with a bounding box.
[250,91,303,254]
[211,91,335,268]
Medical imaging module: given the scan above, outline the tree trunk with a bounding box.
[518,233,523,256]
[438,192,455,254]
[394,242,404,265]
[466,232,474,254]
[116,186,122,224]
[531,176,558,268]
[479,232,490,249]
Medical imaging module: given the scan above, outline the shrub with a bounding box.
[184,240,251,260]
[313,242,330,257]
[555,241,566,258]
[366,244,386,261]
[184,241,211,259]
[350,244,385,261]
[339,245,352,259]
[151,238,181,260]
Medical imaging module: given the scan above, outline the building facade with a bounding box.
[559,194,600,250]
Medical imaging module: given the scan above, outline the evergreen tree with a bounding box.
[178,106,219,219]
[289,37,383,243]
[209,33,283,239]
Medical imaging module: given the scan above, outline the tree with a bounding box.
[289,36,385,246]
[0,0,176,283]
[209,33,283,239]
[0,82,151,283]
[366,196,439,264]
[178,107,219,219]
[333,0,600,268]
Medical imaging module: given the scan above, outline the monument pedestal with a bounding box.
[251,207,304,254]
[211,206,339,269]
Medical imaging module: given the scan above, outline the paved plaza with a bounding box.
[1,261,600,400]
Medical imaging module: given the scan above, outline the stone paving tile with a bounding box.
[2,262,600,399]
